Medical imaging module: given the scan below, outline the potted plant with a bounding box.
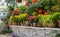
[53,13,60,28]
[28,16,35,26]
[37,14,43,27]
[38,14,55,28]
[18,13,28,26]
[32,16,38,27]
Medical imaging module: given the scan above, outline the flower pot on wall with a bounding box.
[47,23,55,28]
[23,21,29,26]
[57,20,60,28]
[37,22,42,27]
[17,0,22,3]
[12,22,17,25]
[32,23,37,27]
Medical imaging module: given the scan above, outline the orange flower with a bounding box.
[32,0,38,3]
[28,16,36,21]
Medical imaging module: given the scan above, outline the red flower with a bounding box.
[38,9,43,14]
[25,1,29,6]
[13,9,19,14]
[44,11,48,15]
[28,16,35,21]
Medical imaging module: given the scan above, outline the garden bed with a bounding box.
[10,25,60,37]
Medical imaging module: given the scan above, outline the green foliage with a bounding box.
[26,0,60,15]
[2,27,12,34]
[38,15,55,27]
[32,17,39,23]
[56,34,60,37]
[12,17,19,22]
[26,4,39,15]
[18,6,26,13]
[7,6,14,12]
[52,12,60,21]
[6,14,11,19]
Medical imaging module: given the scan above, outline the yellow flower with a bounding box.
[9,16,13,24]
[14,15,19,18]
[33,12,36,14]
[38,14,43,17]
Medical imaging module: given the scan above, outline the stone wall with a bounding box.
[10,25,60,37]
[0,19,6,33]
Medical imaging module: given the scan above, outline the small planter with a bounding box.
[20,22,24,26]
[23,21,29,26]
[32,23,37,27]
[43,22,55,28]
[37,22,43,27]
[12,22,17,25]
[57,20,60,28]
[47,23,55,28]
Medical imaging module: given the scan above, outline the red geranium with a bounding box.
[44,11,48,15]
[38,9,43,14]
[28,16,35,21]
[13,9,19,15]
[25,1,29,6]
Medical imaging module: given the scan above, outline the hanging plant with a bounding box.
[17,0,22,3]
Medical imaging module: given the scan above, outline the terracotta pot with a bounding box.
[12,22,17,25]
[37,22,42,27]
[57,20,60,28]
[47,23,55,28]
[32,23,37,27]
[17,0,22,3]
[29,22,33,27]
[23,21,29,26]
[20,22,23,26]
[43,22,55,28]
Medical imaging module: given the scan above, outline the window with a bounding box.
[0,0,2,2]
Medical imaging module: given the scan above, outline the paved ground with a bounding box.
[0,34,12,37]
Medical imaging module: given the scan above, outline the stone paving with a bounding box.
[0,34,12,37]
